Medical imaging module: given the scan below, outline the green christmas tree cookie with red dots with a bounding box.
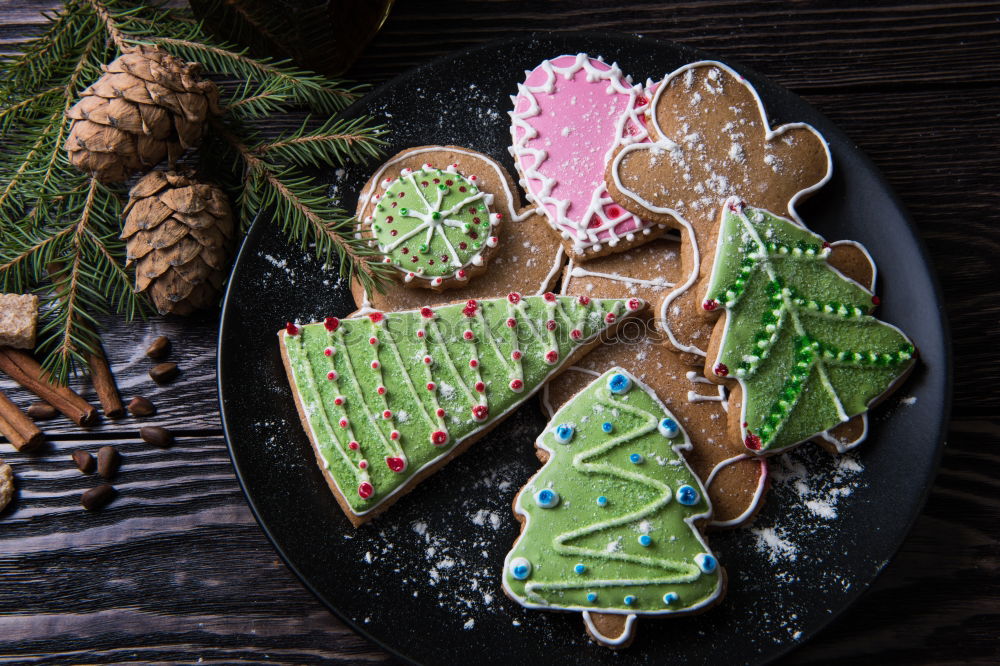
[503,367,724,649]
[279,293,646,526]
[361,163,503,290]
[702,197,916,454]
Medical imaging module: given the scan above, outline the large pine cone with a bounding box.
[123,171,234,315]
[66,45,219,183]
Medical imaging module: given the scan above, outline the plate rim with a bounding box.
[217,30,953,665]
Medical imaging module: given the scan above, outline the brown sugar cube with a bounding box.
[0,294,39,350]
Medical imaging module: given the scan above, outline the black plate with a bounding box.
[218,33,950,665]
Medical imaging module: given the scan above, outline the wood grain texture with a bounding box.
[1,0,998,663]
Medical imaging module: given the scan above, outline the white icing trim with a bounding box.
[536,245,566,295]
[582,610,637,646]
[704,454,769,528]
[282,298,643,519]
[502,368,724,620]
[610,60,834,357]
[569,265,675,290]
[510,54,657,254]
[685,371,728,412]
[816,412,869,454]
[829,239,878,291]
[359,147,530,222]
[540,364,602,418]
[705,198,915,455]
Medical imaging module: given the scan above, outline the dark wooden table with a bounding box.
[2,1,998,663]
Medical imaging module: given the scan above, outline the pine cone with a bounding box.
[66,45,219,182]
[123,171,234,315]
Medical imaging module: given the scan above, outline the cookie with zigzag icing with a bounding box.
[504,367,725,648]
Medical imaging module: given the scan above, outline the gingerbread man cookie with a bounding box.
[510,54,670,259]
[606,61,831,363]
[352,146,567,311]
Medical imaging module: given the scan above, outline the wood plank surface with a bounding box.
[1,0,998,664]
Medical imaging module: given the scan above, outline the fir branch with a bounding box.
[153,37,365,114]
[214,119,387,287]
[254,116,387,168]
[1,0,389,381]
[0,86,61,135]
[221,81,291,119]
[85,0,128,51]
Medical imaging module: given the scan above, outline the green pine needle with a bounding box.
[0,0,389,383]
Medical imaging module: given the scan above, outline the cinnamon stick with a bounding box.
[0,348,98,426]
[88,349,124,419]
[45,262,124,419]
[0,391,44,451]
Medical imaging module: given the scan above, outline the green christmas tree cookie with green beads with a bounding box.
[701,197,916,454]
[503,368,724,648]
[361,163,503,290]
[279,293,646,526]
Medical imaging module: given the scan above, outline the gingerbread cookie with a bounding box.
[545,237,768,529]
[504,368,724,648]
[352,146,566,311]
[701,199,916,455]
[279,294,647,526]
[510,54,669,259]
[606,61,831,363]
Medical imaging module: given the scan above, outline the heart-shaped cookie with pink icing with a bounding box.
[509,54,670,260]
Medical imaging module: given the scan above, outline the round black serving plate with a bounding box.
[218,33,950,665]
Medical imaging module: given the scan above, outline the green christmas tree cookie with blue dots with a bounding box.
[503,368,724,647]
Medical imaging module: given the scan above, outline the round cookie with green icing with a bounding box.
[503,367,725,649]
[702,197,916,455]
[360,162,503,290]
